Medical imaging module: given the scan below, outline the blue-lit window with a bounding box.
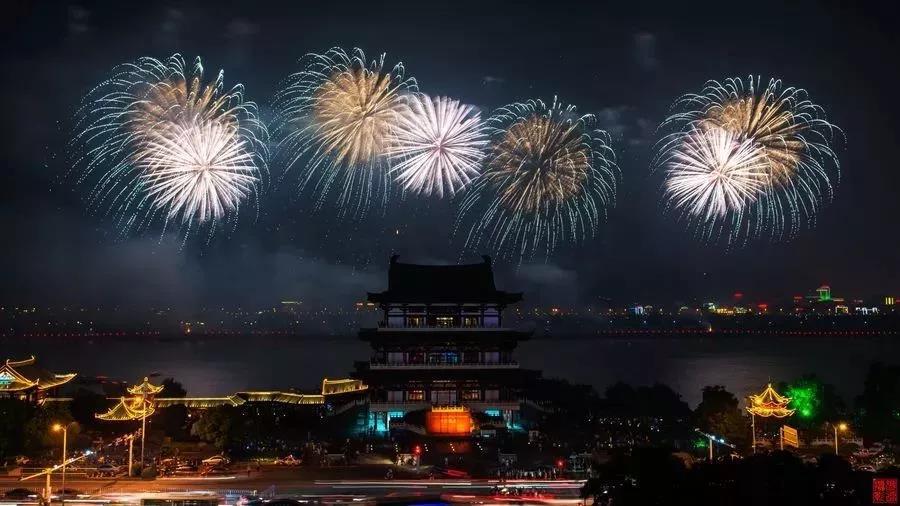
[368,412,388,433]
[484,409,501,417]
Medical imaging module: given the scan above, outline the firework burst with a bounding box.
[71,54,268,238]
[272,47,417,216]
[657,76,841,243]
[387,94,488,197]
[457,97,618,260]
[663,125,769,222]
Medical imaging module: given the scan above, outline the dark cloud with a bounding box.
[594,105,655,148]
[632,31,659,71]
[67,5,91,36]
[160,8,184,34]
[513,264,580,307]
[225,18,260,40]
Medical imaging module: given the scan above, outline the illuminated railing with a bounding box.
[370,400,521,410]
[369,361,518,369]
[377,321,502,329]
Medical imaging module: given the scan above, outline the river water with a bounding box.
[3,334,897,406]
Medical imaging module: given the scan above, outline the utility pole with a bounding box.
[751,413,756,454]
[44,471,51,505]
[61,427,67,506]
[141,404,147,471]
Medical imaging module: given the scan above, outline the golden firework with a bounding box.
[705,88,804,185]
[485,115,590,214]
[272,48,417,216]
[457,98,618,261]
[312,67,402,168]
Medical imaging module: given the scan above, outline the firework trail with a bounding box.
[387,94,488,198]
[657,76,841,243]
[71,54,268,238]
[272,47,417,217]
[457,97,619,261]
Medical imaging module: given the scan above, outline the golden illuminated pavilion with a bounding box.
[127,377,164,396]
[96,376,163,470]
[0,356,76,401]
[747,383,795,418]
[96,377,162,421]
[96,396,156,421]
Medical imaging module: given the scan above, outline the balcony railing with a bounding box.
[369,361,519,369]
[369,400,522,411]
[377,322,503,329]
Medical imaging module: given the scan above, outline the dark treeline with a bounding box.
[2,363,899,468]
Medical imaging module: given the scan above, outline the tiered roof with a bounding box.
[367,256,522,304]
[97,376,163,421]
[96,397,156,421]
[127,377,164,395]
[747,383,796,418]
[0,356,76,393]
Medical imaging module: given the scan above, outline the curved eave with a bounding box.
[127,385,164,395]
[96,398,155,420]
[37,373,77,390]
[7,356,37,367]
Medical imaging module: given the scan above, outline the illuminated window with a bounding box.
[431,390,457,404]
[462,316,480,327]
[387,352,404,364]
[407,389,425,401]
[484,308,499,327]
[407,316,425,327]
[436,316,454,328]
[368,412,388,433]
[462,389,481,400]
[427,352,459,364]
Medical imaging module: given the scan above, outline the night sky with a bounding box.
[3,0,899,311]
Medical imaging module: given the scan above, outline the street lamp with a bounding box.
[831,422,848,456]
[52,422,73,506]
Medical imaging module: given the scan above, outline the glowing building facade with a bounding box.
[0,356,76,402]
[354,256,532,436]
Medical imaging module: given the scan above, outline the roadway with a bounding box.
[0,468,586,503]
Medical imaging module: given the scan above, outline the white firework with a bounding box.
[663,125,769,223]
[656,75,842,243]
[139,120,258,224]
[387,95,488,197]
[70,54,268,238]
